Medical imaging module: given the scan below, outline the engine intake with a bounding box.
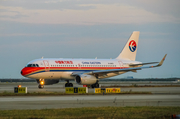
[75,74,97,85]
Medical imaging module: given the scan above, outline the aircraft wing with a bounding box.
[85,54,167,75]
[129,62,159,67]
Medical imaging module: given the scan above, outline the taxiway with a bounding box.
[0,82,180,110]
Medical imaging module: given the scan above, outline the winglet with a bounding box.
[155,54,167,67]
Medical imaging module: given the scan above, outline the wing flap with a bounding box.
[129,62,159,67]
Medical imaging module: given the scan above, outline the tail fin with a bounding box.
[116,31,140,61]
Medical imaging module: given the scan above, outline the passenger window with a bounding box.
[36,64,39,67]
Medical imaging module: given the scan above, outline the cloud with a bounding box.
[0,3,179,25]
[0,33,65,37]
[127,0,180,16]
[0,6,28,19]
[1,0,180,16]
[0,0,96,11]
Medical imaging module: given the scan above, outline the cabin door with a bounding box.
[43,60,50,72]
[118,61,124,69]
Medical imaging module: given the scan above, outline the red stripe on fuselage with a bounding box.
[21,67,128,76]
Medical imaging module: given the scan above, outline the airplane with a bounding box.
[21,31,167,89]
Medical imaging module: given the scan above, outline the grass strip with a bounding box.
[0,107,180,119]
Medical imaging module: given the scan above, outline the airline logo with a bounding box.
[129,40,136,52]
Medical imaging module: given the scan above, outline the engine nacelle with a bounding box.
[75,74,98,85]
[36,79,59,85]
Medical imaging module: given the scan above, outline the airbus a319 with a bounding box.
[21,31,167,89]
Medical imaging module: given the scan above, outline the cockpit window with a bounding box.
[26,64,39,67]
[27,64,32,67]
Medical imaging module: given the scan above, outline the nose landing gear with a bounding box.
[38,85,44,89]
[38,79,44,89]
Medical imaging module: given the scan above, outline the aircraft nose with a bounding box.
[21,70,23,75]
[21,68,25,76]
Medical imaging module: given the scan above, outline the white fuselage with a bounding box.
[21,58,141,80]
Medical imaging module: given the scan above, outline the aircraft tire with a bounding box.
[69,83,73,87]
[65,83,73,87]
[65,83,68,87]
[91,83,99,88]
[38,85,44,89]
[95,83,99,88]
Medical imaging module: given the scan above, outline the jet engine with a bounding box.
[75,74,98,85]
[36,79,59,85]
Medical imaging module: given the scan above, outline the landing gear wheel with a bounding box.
[95,83,99,88]
[91,83,99,88]
[38,85,44,89]
[65,83,68,87]
[65,82,73,87]
[69,83,73,87]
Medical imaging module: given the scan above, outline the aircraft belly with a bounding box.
[26,72,60,79]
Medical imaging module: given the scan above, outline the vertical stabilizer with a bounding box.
[116,31,140,61]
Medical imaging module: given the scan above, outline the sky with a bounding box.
[0,0,180,79]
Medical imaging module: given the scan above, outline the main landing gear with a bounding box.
[64,80,99,88]
[91,83,99,88]
[65,80,73,87]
